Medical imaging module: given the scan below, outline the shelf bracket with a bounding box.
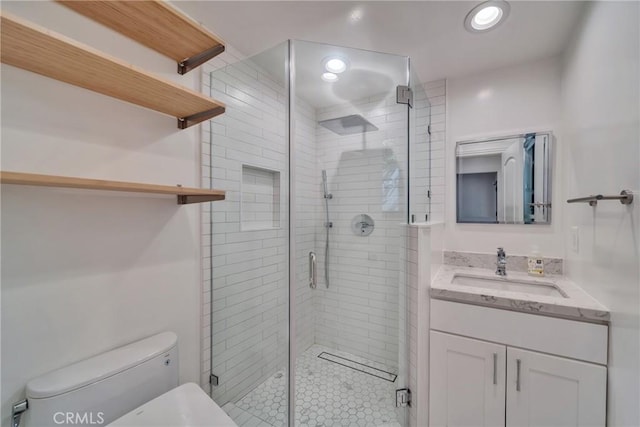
[178,45,225,75]
[177,194,225,205]
[177,106,225,129]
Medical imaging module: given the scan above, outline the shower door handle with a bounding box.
[309,252,317,289]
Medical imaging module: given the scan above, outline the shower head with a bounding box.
[318,114,378,136]
[322,170,330,198]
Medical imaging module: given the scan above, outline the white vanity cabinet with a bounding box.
[430,331,506,426]
[429,300,608,427]
[506,347,606,426]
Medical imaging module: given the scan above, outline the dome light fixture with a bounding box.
[323,56,349,74]
[321,72,339,82]
[464,1,510,33]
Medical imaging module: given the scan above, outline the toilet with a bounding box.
[18,332,237,427]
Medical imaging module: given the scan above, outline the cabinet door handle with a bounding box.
[493,353,498,385]
[516,359,521,391]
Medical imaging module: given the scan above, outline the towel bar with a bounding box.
[567,190,633,206]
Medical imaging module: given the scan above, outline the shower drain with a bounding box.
[317,352,397,382]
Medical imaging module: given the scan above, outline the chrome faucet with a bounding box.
[496,247,507,276]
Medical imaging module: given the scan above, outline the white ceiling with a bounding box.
[174,1,585,107]
[175,1,584,80]
[249,40,409,108]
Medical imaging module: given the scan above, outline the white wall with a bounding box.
[0,2,203,425]
[561,2,640,425]
[445,57,564,257]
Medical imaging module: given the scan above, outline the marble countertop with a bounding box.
[431,265,610,323]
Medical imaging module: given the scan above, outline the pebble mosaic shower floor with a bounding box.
[222,345,402,427]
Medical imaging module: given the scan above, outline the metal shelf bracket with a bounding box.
[178,45,226,75]
[177,106,225,129]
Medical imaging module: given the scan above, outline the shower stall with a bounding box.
[203,40,431,427]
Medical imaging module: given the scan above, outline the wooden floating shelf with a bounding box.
[0,12,225,129]
[57,0,225,75]
[0,171,225,205]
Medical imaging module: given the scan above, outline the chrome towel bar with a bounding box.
[567,190,633,206]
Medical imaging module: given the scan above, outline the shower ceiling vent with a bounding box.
[318,114,378,135]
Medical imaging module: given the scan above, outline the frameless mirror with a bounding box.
[456,132,552,224]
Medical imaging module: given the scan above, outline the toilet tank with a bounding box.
[22,332,178,427]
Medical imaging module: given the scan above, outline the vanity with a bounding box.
[428,265,609,427]
[425,131,610,426]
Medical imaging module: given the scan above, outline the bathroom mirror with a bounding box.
[456,132,552,224]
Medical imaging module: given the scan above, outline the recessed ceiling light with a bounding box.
[464,1,510,33]
[323,57,348,74]
[321,72,338,82]
[349,8,363,23]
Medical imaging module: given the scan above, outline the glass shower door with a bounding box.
[409,65,432,223]
[291,40,411,427]
[206,42,291,426]
[205,38,423,427]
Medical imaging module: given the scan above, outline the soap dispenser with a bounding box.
[528,246,545,276]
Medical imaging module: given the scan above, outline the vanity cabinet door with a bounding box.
[506,347,606,427]
[429,331,506,427]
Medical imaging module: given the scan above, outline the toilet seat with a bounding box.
[108,383,237,426]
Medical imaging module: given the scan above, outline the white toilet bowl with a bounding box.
[108,383,236,427]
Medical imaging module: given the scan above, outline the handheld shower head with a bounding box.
[322,170,329,197]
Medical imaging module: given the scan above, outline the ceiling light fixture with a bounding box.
[464,1,510,33]
[349,8,363,23]
[321,72,339,82]
[323,57,348,74]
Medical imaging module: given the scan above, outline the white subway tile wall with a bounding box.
[312,94,408,370]
[293,98,320,355]
[410,82,429,222]
[201,44,290,407]
[425,80,446,223]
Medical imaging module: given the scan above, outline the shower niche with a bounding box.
[240,164,281,231]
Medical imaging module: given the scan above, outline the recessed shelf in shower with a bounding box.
[240,165,281,231]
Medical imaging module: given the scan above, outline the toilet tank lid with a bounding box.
[26,332,177,399]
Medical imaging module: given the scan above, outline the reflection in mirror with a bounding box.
[456,132,552,224]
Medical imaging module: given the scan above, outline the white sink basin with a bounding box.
[451,273,568,298]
